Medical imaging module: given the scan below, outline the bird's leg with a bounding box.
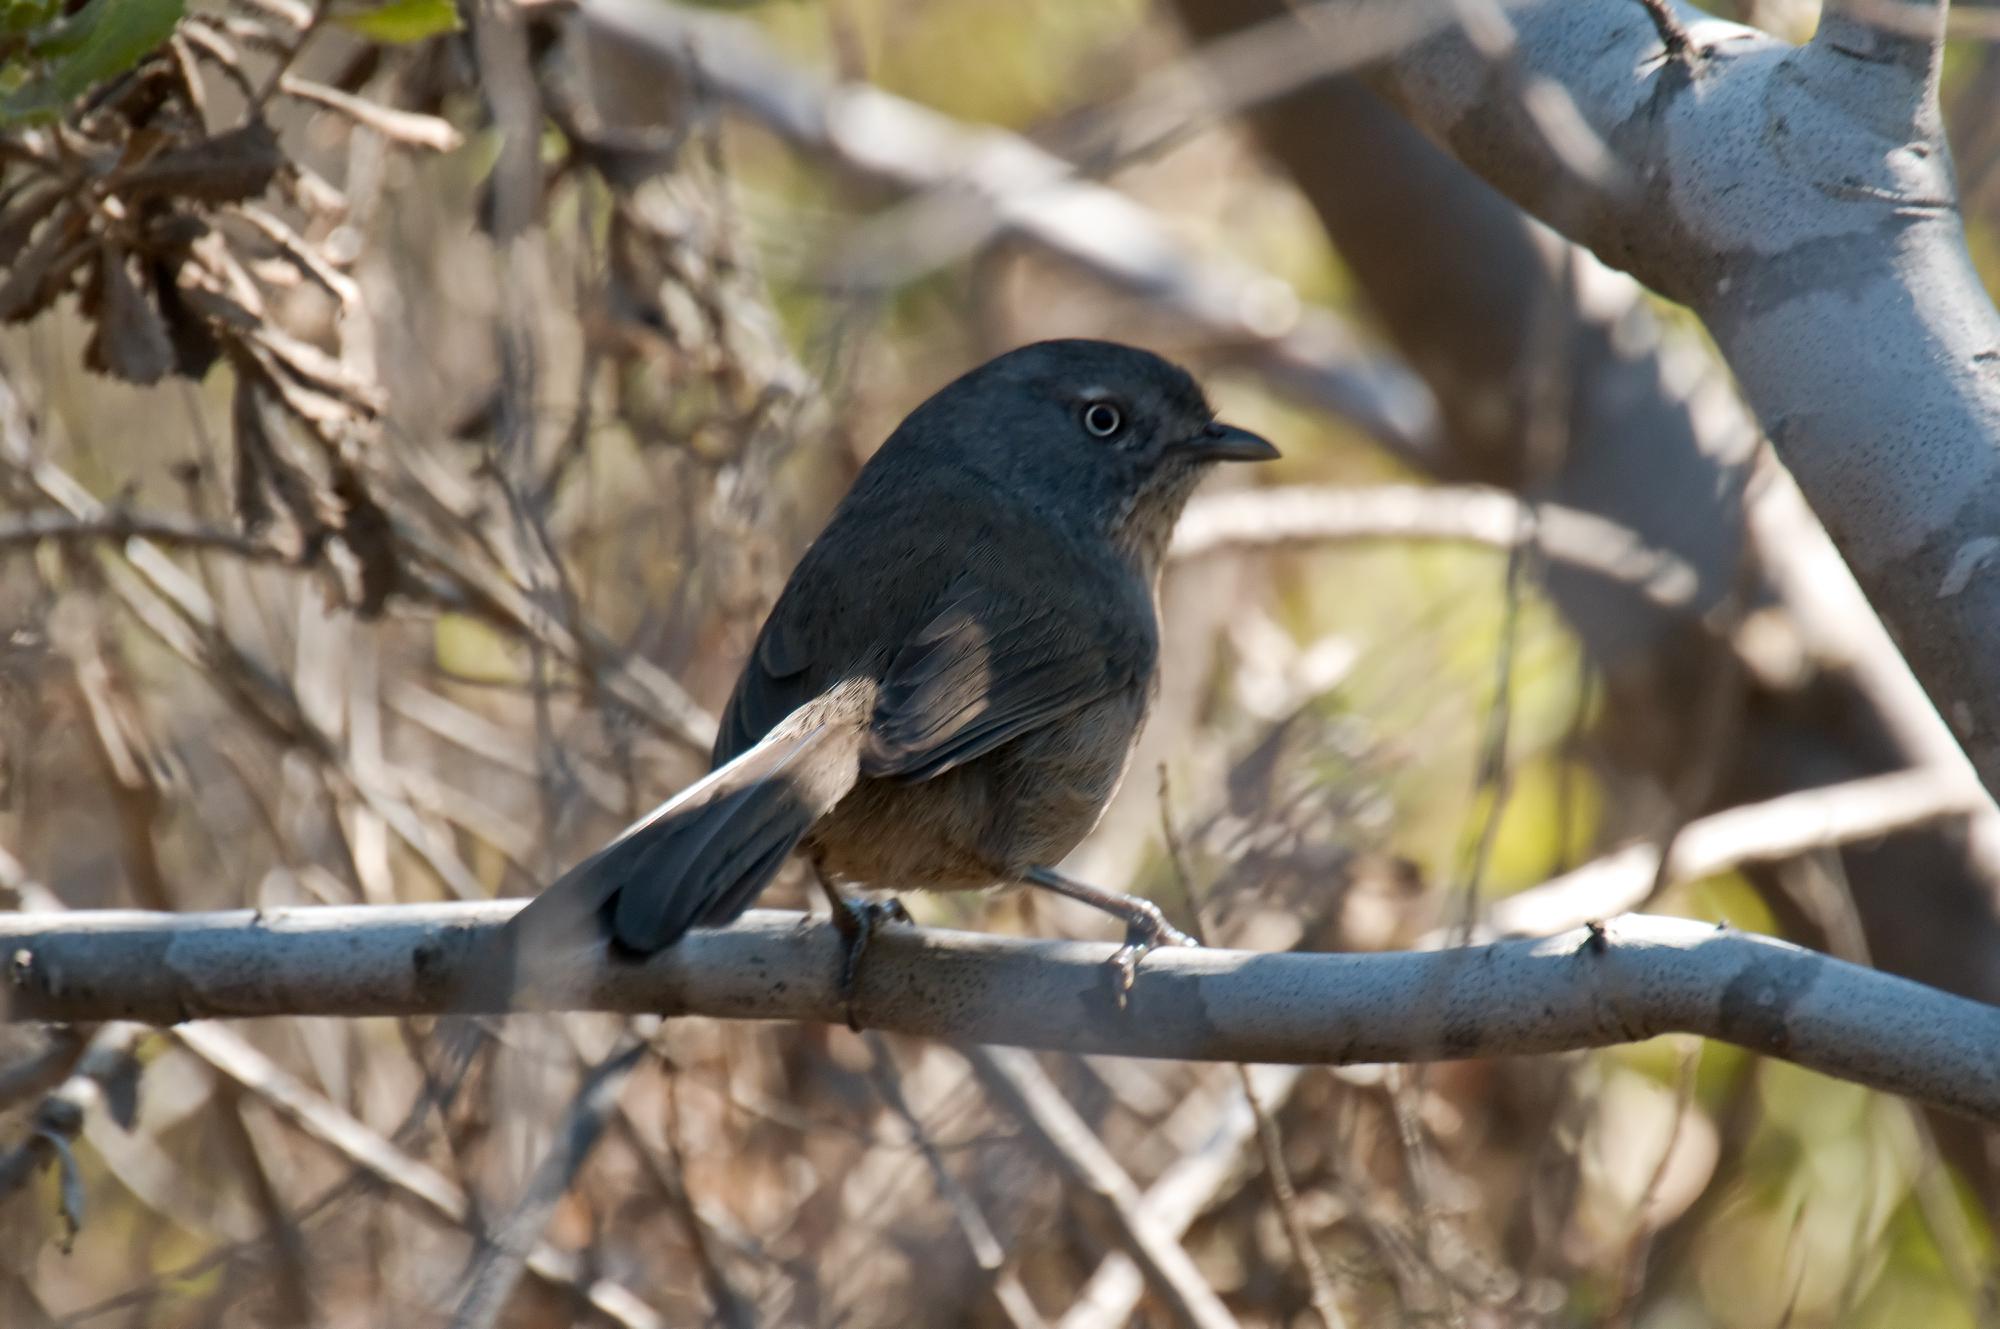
[817,871,911,1032]
[1020,866,1196,1005]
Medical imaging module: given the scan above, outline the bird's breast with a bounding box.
[805,683,1151,890]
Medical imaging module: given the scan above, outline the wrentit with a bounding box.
[504,339,1277,1018]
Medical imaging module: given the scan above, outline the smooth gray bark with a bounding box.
[7,905,2000,1124]
[1360,0,2000,791]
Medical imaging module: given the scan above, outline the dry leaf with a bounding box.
[117,119,282,205]
[233,354,336,550]
[137,211,209,254]
[152,275,224,376]
[231,371,278,536]
[332,460,399,616]
[238,337,361,437]
[0,187,72,264]
[83,245,176,384]
[48,1131,84,1253]
[173,281,262,332]
[0,218,89,322]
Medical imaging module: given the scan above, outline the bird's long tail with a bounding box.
[480,681,870,1013]
[417,684,866,1129]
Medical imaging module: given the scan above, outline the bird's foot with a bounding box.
[1106,904,1198,1009]
[1019,866,1197,1009]
[827,894,912,1031]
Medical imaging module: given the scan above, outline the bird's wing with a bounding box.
[861,577,1148,783]
[713,597,824,768]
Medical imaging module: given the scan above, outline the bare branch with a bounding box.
[1056,1066,1305,1329]
[174,1022,665,1328]
[1630,0,1696,61]
[0,860,668,1326]
[391,517,717,753]
[864,1037,1049,1329]
[1173,483,1702,612]
[276,74,465,152]
[1487,767,1984,937]
[450,1042,648,1329]
[0,510,291,560]
[1365,0,2000,798]
[966,1046,1238,1329]
[7,906,2000,1124]
[1234,1061,1346,1328]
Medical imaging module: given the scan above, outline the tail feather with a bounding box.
[604,763,809,952]
[699,834,798,928]
[422,688,865,1126]
[491,686,868,1009]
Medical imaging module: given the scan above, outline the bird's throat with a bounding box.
[1108,463,1205,576]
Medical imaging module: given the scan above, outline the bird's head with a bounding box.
[894,338,1278,565]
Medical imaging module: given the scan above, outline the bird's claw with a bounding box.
[1106,907,1197,1009]
[830,896,911,1031]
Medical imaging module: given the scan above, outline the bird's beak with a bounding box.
[1174,421,1280,464]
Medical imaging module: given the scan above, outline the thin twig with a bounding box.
[864,1036,1049,1329]
[626,1081,758,1329]
[0,509,291,560]
[965,1045,1239,1329]
[178,1027,662,1327]
[1236,1063,1347,1329]
[1160,769,1344,1328]
[1171,483,1703,614]
[450,1041,648,1329]
[1485,767,1983,939]
[1054,1064,1305,1329]
[1632,0,1696,61]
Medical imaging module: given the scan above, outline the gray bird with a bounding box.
[502,339,1277,1018]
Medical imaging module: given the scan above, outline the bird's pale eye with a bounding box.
[1080,401,1125,438]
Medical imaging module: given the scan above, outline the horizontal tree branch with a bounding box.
[0,509,294,561]
[7,905,1999,1123]
[1486,766,1983,937]
[1172,482,1703,611]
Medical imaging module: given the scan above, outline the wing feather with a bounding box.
[862,581,1143,783]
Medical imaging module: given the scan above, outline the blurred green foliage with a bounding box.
[0,0,184,125]
[757,0,1147,128]
[332,0,461,45]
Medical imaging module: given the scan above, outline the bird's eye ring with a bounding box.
[1081,401,1124,438]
